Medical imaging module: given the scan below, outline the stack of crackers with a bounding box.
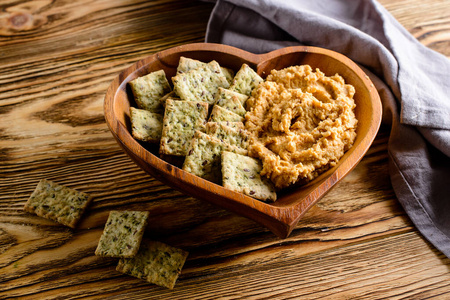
[24,179,188,289]
[95,210,188,290]
[129,57,277,202]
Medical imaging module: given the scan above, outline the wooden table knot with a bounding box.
[4,11,45,32]
[10,12,30,27]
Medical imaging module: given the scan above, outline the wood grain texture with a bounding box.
[1,0,449,299]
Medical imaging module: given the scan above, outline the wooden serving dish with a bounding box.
[104,43,382,238]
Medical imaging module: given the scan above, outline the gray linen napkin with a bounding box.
[205,0,450,257]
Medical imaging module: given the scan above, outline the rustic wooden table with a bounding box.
[1,0,449,299]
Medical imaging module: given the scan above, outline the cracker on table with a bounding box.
[95,210,149,258]
[116,239,189,289]
[176,56,234,84]
[182,130,247,183]
[172,60,229,105]
[205,122,250,150]
[130,107,163,143]
[221,151,277,202]
[214,87,248,117]
[159,99,209,156]
[208,105,244,123]
[229,63,263,97]
[23,179,92,228]
[129,70,171,113]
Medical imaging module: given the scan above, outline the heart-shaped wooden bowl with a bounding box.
[104,43,382,238]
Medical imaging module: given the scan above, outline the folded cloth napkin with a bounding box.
[205,0,450,258]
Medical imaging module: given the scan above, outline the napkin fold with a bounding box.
[205,0,450,257]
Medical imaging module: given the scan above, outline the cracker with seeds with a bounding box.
[208,105,244,123]
[182,131,247,183]
[205,122,250,150]
[116,240,188,289]
[221,151,277,202]
[229,63,263,97]
[176,56,204,74]
[130,107,163,143]
[172,61,229,105]
[216,121,245,130]
[177,56,234,84]
[160,99,209,156]
[95,210,149,258]
[214,87,248,117]
[24,179,92,228]
[129,70,171,113]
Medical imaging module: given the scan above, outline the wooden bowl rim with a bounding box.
[104,42,382,237]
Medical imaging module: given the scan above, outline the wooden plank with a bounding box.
[379,0,450,56]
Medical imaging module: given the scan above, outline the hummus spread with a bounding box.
[244,65,357,189]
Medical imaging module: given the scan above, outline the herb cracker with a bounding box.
[95,210,149,258]
[23,179,92,228]
[172,60,229,105]
[205,122,250,150]
[159,99,209,156]
[116,239,189,289]
[229,63,263,97]
[177,56,234,84]
[129,70,171,113]
[130,107,163,143]
[221,151,277,202]
[208,105,244,123]
[214,87,248,117]
[182,130,247,183]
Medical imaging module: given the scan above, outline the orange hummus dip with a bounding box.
[244,65,357,189]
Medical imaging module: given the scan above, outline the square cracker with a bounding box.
[130,107,163,143]
[95,210,149,258]
[221,151,277,202]
[214,87,248,117]
[229,63,263,97]
[116,240,188,289]
[205,122,250,150]
[208,105,244,123]
[24,179,92,228]
[172,60,229,105]
[182,130,247,183]
[129,70,171,113]
[160,99,209,156]
[176,56,204,74]
[177,56,234,84]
